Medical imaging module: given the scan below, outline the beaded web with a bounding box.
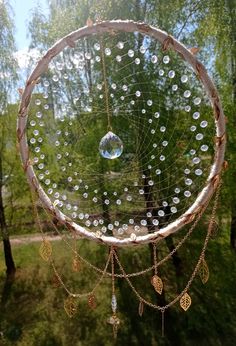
[18,20,225,247]
[17,20,226,336]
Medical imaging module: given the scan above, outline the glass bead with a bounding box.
[116,55,122,62]
[83,193,88,198]
[139,189,144,195]
[152,219,159,226]
[159,69,164,76]
[38,163,44,169]
[154,112,160,118]
[147,212,152,217]
[201,144,208,152]
[151,129,155,134]
[135,58,140,65]
[171,206,177,213]
[35,99,41,105]
[140,219,147,226]
[52,75,59,82]
[160,155,165,161]
[128,49,134,57]
[184,168,190,174]
[200,120,208,128]
[136,90,141,97]
[85,52,91,59]
[95,56,101,62]
[184,191,191,197]
[185,105,191,112]
[105,48,111,56]
[195,169,203,176]
[104,199,110,205]
[193,112,200,119]
[194,97,201,105]
[168,70,175,78]
[190,125,196,132]
[158,210,165,216]
[184,90,191,98]
[181,75,188,83]
[160,126,166,132]
[36,112,42,118]
[116,199,121,205]
[192,157,201,164]
[94,43,100,50]
[185,178,193,186]
[122,84,128,91]
[148,180,154,186]
[163,55,170,64]
[156,169,161,175]
[151,55,157,63]
[129,219,134,224]
[172,84,178,91]
[117,41,124,49]
[147,99,153,106]
[175,187,180,193]
[196,133,204,140]
[85,220,91,227]
[173,197,180,204]
[139,45,146,54]
[162,140,168,146]
[30,120,36,126]
[30,138,36,144]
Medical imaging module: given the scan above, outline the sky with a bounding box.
[13,0,49,50]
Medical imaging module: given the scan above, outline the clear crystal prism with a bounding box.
[99,131,123,159]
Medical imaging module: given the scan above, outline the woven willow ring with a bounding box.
[17,20,226,247]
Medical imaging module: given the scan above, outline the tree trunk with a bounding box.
[0,155,16,278]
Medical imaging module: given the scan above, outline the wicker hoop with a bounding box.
[17,20,226,247]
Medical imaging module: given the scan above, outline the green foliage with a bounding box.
[0,224,236,345]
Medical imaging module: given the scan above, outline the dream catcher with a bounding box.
[17,20,226,337]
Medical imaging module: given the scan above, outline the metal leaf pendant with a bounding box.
[180,292,191,311]
[151,275,163,295]
[39,240,52,262]
[199,258,209,284]
[64,295,78,318]
[88,294,97,309]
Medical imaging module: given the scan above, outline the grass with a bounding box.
[0,223,236,346]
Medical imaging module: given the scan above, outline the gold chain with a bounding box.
[99,37,112,131]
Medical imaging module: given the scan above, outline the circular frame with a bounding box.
[17,20,226,247]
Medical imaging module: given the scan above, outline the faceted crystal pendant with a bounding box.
[99,131,123,159]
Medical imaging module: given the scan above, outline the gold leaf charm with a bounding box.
[151,275,163,295]
[51,274,61,288]
[64,295,77,318]
[72,256,80,272]
[39,240,52,262]
[199,259,209,284]
[88,294,97,309]
[180,292,191,311]
[138,300,144,317]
